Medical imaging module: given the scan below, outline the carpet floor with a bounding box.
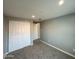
[5,40,75,59]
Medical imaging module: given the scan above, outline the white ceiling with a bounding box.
[4,0,75,20]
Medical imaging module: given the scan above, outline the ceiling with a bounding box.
[4,0,75,21]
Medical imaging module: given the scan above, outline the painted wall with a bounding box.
[40,14,75,55]
[3,16,9,54]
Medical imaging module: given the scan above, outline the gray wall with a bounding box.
[3,16,9,54]
[40,14,75,55]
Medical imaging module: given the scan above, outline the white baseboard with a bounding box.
[4,52,9,55]
[4,52,15,59]
[40,40,75,58]
[3,52,9,59]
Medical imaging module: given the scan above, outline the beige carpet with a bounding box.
[5,39,74,59]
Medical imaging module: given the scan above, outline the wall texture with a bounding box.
[3,16,9,54]
[40,14,75,56]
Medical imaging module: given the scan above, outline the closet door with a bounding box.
[33,23,40,40]
[9,20,31,52]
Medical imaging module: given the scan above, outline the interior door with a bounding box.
[9,20,31,52]
[33,23,40,40]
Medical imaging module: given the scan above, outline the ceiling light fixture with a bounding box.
[59,0,64,6]
[32,15,35,18]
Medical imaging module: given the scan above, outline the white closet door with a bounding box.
[9,20,31,52]
[33,23,40,40]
